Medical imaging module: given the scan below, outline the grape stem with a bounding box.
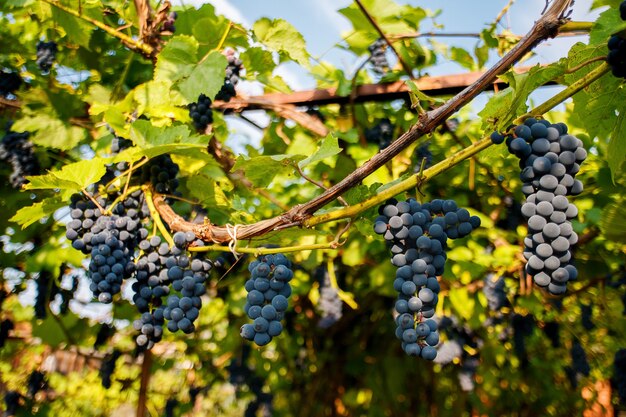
[80,188,105,212]
[153,51,604,244]
[153,0,578,243]
[143,186,175,247]
[326,258,358,309]
[188,241,341,256]
[104,185,143,216]
[514,62,610,124]
[41,0,154,57]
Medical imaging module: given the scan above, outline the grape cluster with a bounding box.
[227,345,273,417]
[365,118,394,149]
[188,93,213,132]
[26,371,46,397]
[164,398,178,417]
[374,198,481,360]
[134,232,212,348]
[483,274,508,311]
[0,71,22,97]
[542,321,561,348]
[34,271,54,319]
[491,119,586,295]
[496,195,524,231]
[140,154,180,195]
[94,324,115,349]
[4,391,21,416]
[0,129,40,188]
[607,2,626,78]
[570,340,591,379]
[215,49,243,102]
[435,316,482,390]
[0,319,14,348]
[511,313,535,367]
[36,41,58,72]
[314,266,343,328]
[66,192,149,304]
[414,142,433,171]
[86,214,146,303]
[99,350,121,389]
[368,38,389,75]
[162,11,177,33]
[580,303,595,330]
[240,254,293,346]
[614,348,626,406]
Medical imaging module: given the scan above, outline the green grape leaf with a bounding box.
[175,51,227,103]
[589,7,626,45]
[600,201,626,243]
[608,109,626,179]
[24,158,109,191]
[253,18,310,67]
[9,197,66,228]
[241,47,276,77]
[565,43,626,180]
[405,79,445,109]
[233,154,305,188]
[154,35,200,83]
[479,63,565,131]
[11,114,86,150]
[50,4,93,48]
[298,134,342,169]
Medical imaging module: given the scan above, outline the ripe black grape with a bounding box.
[188,93,214,132]
[483,274,508,311]
[241,254,293,346]
[3,391,21,416]
[491,119,586,295]
[414,142,433,171]
[140,154,180,195]
[26,371,47,397]
[99,350,121,389]
[314,266,343,328]
[365,118,394,149]
[215,49,244,102]
[570,340,591,377]
[162,11,177,33]
[608,2,626,77]
[614,348,626,406]
[36,41,58,72]
[374,198,481,360]
[0,319,14,348]
[0,128,40,189]
[368,38,389,75]
[0,70,22,98]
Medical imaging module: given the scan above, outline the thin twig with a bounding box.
[354,0,413,76]
[294,163,348,207]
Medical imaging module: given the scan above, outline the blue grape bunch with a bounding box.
[491,119,586,295]
[607,1,626,78]
[188,93,214,132]
[368,38,389,75]
[241,254,293,346]
[36,41,57,72]
[133,231,212,349]
[374,198,481,360]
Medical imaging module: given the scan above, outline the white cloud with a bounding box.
[314,0,352,33]
[170,0,250,27]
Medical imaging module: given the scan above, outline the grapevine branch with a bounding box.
[154,33,606,245]
[388,21,591,40]
[354,0,414,76]
[153,0,588,245]
[41,0,154,57]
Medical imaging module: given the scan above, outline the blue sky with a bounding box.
[177,0,600,89]
[168,0,601,150]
